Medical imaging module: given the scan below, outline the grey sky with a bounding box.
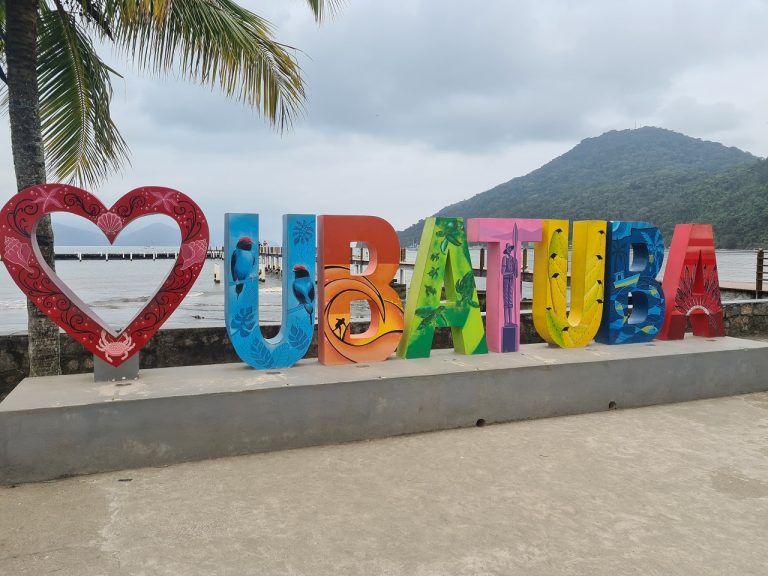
[2,0,767,243]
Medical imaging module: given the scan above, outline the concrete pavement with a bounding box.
[2,392,768,575]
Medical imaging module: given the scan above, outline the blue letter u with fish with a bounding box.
[225,214,316,369]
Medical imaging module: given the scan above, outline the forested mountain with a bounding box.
[52,221,180,246]
[398,127,767,248]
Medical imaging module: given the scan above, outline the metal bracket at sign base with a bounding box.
[93,353,140,382]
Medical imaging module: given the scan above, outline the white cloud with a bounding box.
[2,0,768,245]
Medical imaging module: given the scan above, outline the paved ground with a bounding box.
[2,393,768,576]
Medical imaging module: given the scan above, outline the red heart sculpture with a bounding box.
[0,184,209,366]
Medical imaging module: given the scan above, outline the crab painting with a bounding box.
[96,330,136,363]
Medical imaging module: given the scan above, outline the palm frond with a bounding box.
[38,3,129,186]
[110,0,307,130]
[304,0,343,23]
[105,0,170,26]
[73,0,115,39]
[0,4,7,89]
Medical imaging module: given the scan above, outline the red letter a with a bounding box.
[658,224,724,340]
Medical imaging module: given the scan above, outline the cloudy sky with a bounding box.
[2,0,768,243]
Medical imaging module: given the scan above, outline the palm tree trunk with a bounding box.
[6,0,61,377]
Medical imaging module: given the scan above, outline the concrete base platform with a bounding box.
[2,336,767,485]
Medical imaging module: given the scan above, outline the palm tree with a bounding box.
[1,0,339,376]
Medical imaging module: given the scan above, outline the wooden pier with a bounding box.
[259,245,283,273]
[756,249,767,299]
[54,248,226,261]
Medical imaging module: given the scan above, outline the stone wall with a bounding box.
[721,299,768,337]
[2,299,766,400]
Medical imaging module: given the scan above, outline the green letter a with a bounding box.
[398,218,488,358]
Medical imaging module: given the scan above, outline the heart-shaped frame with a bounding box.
[0,184,209,366]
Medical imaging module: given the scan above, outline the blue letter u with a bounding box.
[225,214,316,369]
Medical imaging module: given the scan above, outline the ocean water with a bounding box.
[0,247,760,335]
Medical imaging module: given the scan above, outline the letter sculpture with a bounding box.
[0,184,208,365]
[532,220,606,348]
[596,221,666,344]
[398,217,487,358]
[467,218,542,352]
[658,223,725,339]
[225,214,316,369]
[317,215,404,364]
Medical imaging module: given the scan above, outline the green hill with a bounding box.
[398,127,766,249]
